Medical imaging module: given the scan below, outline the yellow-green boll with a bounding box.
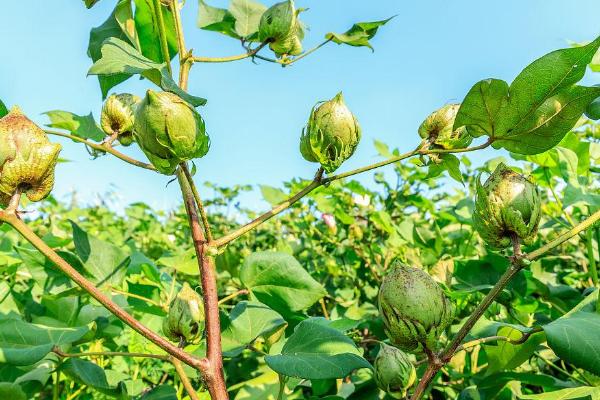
[300,92,361,173]
[258,0,305,57]
[374,343,417,399]
[418,104,473,150]
[162,283,205,344]
[133,90,209,175]
[100,93,141,146]
[0,107,61,207]
[378,263,453,353]
[473,163,541,249]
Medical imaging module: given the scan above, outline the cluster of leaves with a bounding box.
[1,111,600,398]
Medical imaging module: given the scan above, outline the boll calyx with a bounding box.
[300,92,361,173]
[258,0,305,57]
[418,104,472,150]
[100,93,141,146]
[0,107,62,207]
[473,163,541,249]
[378,263,453,353]
[374,343,416,399]
[162,283,205,344]
[133,90,209,175]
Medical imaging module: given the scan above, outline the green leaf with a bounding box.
[71,221,129,286]
[453,78,509,138]
[0,383,26,400]
[265,318,371,379]
[493,85,600,154]
[240,252,327,315]
[259,185,287,205]
[483,327,545,374]
[88,38,207,107]
[544,310,600,375]
[427,154,464,184]
[88,0,135,98]
[133,0,178,63]
[0,99,8,118]
[62,358,127,397]
[197,0,239,39]
[44,110,105,141]
[84,0,102,8]
[373,139,394,158]
[0,319,88,365]
[519,387,600,399]
[228,0,267,38]
[140,385,177,399]
[326,17,394,50]
[221,301,286,357]
[157,248,199,276]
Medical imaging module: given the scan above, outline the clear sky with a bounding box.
[1,1,599,211]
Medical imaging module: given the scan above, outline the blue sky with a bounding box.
[1,1,599,211]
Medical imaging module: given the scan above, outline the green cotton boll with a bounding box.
[133,90,209,175]
[473,163,541,249]
[374,343,417,399]
[100,93,141,147]
[0,107,62,207]
[299,92,361,173]
[378,263,453,353]
[162,283,205,344]
[418,104,473,150]
[258,0,305,57]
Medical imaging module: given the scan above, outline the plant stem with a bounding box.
[455,328,542,353]
[218,289,249,305]
[0,211,208,373]
[527,209,600,261]
[586,228,598,286]
[110,286,166,310]
[153,0,172,75]
[45,130,156,171]
[53,347,169,361]
[181,163,213,242]
[283,39,332,66]
[171,356,200,400]
[212,140,493,248]
[176,168,228,399]
[169,0,191,89]
[535,352,590,386]
[192,42,269,63]
[53,371,60,400]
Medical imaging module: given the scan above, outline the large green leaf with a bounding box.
[71,221,129,286]
[221,301,286,357]
[519,387,600,399]
[228,0,266,38]
[88,0,135,97]
[326,18,394,50]
[0,383,26,400]
[265,318,371,379]
[133,0,178,63]
[62,358,127,397]
[544,310,600,375]
[197,0,239,38]
[483,327,545,374]
[88,38,207,107]
[44,110,105,141]
[0,319,88,365]
[157,248,199,276]
[240,252,327,315]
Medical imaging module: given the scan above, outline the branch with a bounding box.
[52,347,169,361]
[0,211,208,373]
[212,140,493,248]
[283,39,332,66]
[191,42,269,64]
[176,167,228,399]
[171,356,200,400]
[45,130,156,172]
[181,163,213,242]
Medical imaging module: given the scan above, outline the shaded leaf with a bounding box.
[62,358,127,397]
[0,383,26,400]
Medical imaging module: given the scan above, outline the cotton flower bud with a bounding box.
[473,163,541,249]
[378,263,453,353]
[0,107,61,207]
[162,283,205,344]
[133,90,209,174]
[321,213,337,233]
[374,343,416,399]
[300,92,361,173]
[258,0,305,57]
[418,104,473,150]
[100,93,140,146]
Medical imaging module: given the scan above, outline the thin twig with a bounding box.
[218,289,249,305]
[171,356,200,400]
[53,347,169,361]
[192,42,269,63]
[182,163,213,242]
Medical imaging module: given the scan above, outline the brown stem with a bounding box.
[181,163,213,242]
[0,211,208,373]
[177,167,228,400]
